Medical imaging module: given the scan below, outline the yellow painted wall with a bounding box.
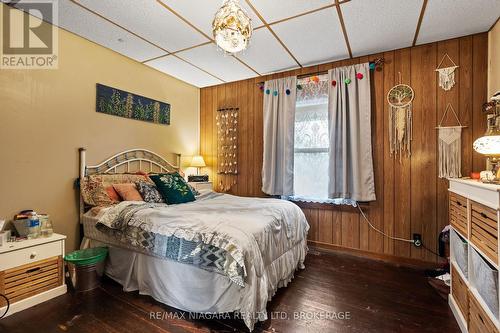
[0,6,200,252]
[489,19,500,97]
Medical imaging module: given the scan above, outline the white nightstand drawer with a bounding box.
[189,181,213,191]
[0,240,62,271]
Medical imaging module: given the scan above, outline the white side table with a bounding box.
[188,181,213,191]
[0,233,67,317]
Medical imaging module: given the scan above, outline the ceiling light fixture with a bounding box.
[212,0,252,54]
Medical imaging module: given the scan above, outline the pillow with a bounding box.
[135,181,164,203]
[187,183,200,197]
[150,172,195,204]
[113,183,143,201]
[105,186,121,203]
[81,174,152,206]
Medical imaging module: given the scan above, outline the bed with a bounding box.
[78,148,309,331]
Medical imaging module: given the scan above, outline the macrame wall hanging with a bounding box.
[435,103,466,178]
[216,107,238,192]
[387,74,414,161]
[436,53,459,91]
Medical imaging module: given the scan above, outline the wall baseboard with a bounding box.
[307,240,444,269]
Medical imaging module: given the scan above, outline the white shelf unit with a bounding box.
[449,179,500,333]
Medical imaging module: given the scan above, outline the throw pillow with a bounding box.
[149,172,195,204]
[113,183,144,201]
[105,186,121,203]
[135,181,164,203]
[187,183,200,196]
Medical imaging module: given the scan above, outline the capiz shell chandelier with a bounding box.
[212,0,252,54]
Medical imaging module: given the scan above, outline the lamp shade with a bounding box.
[190,155,206,168]
[473,135,500,156]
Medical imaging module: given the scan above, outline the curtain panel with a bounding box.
[328,63,376,202]
[262,76,297,196]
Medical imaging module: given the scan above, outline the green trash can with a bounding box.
[64,247,108,292]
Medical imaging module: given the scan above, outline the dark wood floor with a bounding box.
[0,250,459,333]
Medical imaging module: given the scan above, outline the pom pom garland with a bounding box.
[285,89,291,95]
[265,89,270,95]
[344,78,351,84]
[356,73,364,80]
[332,80,337,87]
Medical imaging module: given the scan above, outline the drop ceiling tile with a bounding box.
[342,0,423,57]
[75,0,208,52]
[159,0,263,37]
[12,0,165,62]
[236,29,298,74]
[146,55,222,87]
[272,8,348,66]
[177,43,256,82]
[417,0,500,44]
[251,0,334,23]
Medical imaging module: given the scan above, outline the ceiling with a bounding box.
[10,0,500,88]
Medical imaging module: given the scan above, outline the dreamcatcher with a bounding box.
[387,78,414,161]
[435,53,459,91]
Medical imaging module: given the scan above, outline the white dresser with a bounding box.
[0,233,67,317]
[449,179,500,333]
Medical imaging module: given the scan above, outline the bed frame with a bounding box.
[78,147,180,223]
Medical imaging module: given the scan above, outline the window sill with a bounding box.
[290,199,371,211]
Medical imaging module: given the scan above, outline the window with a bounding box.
[292,75,329,202]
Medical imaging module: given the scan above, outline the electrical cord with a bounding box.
[357,204,441,257]
[356,204,414,243]
[422,243,441,257]
[0,293,9,319]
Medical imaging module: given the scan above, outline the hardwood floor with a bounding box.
[0,250,459,333]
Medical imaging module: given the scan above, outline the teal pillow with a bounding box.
[149,172,195,204]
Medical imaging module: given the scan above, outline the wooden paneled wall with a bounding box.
[200,34,489,263]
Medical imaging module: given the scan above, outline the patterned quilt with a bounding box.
[96,202,245,287]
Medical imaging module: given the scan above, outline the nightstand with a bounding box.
[0,233,67,317]
[188,181,213,191]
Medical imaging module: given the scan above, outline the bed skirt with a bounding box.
[81,232,307,331]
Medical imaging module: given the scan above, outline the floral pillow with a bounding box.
[149,172,195,204]
[135,181,165,203]
[81,173,152,206]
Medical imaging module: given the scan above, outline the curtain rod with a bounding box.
[255,57,385,85]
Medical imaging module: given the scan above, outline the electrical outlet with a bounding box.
[413,233,422,247]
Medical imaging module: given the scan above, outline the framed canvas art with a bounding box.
[96,84,170,125]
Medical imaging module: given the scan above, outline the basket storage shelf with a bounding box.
[448,179,500,333]
[470,247,499,320]
[451,229,469,278]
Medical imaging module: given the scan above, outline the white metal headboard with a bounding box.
[79,148,180,177]
[78,148,180,222]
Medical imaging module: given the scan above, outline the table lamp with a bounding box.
[473,98,500,183]
[191,155,206,175]
[188,155,208,182]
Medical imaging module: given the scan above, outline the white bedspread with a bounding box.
[92,192,309,330]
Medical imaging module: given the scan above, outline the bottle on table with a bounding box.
[27,212,40,239]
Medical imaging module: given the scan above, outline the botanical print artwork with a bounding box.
[96,84,170,125]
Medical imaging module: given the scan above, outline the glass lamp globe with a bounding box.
[212,0,252,54]
[473,135,500,156]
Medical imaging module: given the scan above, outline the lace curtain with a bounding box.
[288,75,355,206]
